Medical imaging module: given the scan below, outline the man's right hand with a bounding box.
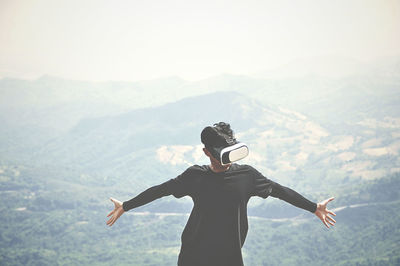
[107,197,125,226]
[314,197,336,228]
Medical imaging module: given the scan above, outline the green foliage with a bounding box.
[244,201,400,266]
[1,163,399,265]
[1,74,400,265]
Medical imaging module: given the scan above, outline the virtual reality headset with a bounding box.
[208,142,249,165]
[201,123,249,165]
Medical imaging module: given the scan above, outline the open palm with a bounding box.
[315,197,336,228]
[106,197,124,227]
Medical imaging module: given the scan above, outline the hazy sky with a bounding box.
[1,0,399,81]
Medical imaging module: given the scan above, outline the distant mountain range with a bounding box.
[0,57,399,193]
[1,55,399,131]
[1,90,394,197]
[1,56,399,266]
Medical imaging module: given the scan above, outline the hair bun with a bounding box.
[201,122,236,148]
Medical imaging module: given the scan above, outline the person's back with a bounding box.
[107,122,336,266]
[174,164,265,266]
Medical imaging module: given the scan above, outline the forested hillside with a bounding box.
[1,163,399,265]
[1,62,399,265]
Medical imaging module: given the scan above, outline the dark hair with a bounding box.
[201,122,236,149]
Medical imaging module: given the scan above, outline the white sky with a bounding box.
[0,0,399,81]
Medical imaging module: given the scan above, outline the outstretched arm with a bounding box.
[106,178,182,226]
[267,182,336,228]
[314,197,336,228]
[269,182,317,213]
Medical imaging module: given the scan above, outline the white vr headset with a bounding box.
[209,142,249,165]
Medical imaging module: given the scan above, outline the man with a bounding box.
[107,122,336,266]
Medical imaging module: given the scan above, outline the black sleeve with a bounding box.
[252,170,274,199]
[270,182,317,213]
[251,167,317,213]
[122,167,193,212]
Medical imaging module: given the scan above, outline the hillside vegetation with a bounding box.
[1,163,399,265]
[0,59,399,265]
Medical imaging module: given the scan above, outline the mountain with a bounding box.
[0,75,189,131]
[1,59,399,193]
[1,56,399,134]
[1,65,400,265]
[30,91,287,187]
[1,89,385,202]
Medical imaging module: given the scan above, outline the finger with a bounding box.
[326,217,335,226]
[328,210,336,216]
[107,216,116,226]
[322,218,330,228]
[109,216,117,226]
[326,215,336,224]
[323,197,335,206]
[107,210,115,217]
[106,214,113,224]
[107,213,116,224]
[107,219,113,226]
